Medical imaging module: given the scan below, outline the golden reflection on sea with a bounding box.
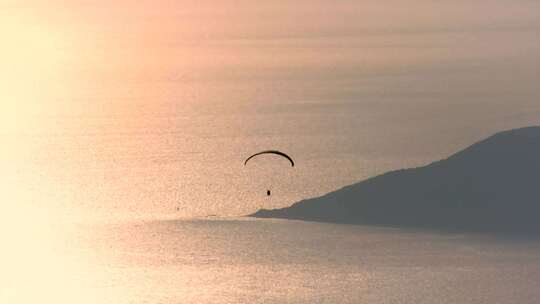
[0,204,122,303]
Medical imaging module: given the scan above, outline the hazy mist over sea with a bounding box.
[3,1,540,303]
[3,0,540,219]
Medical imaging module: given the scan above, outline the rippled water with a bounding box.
[3,0,540,219]
[57,218,540,303]
[2,1,540,303]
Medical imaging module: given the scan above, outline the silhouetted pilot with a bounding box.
[267,190,271,196]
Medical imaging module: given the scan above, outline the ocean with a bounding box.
[2,1,540,302]
[5,218,540,303]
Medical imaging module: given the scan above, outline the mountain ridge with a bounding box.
[251,126,540,234]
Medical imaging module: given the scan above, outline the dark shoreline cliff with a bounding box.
[252,127,540,235]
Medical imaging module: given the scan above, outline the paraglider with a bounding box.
[244,150,294,196]
[244,150,294,167]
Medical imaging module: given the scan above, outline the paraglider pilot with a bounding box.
[244,150,294,198]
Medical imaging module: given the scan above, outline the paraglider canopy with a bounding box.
[244,150,295,167]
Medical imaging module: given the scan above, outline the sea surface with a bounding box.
[2,1,540,303]
[3,0,540,219]
[7,218,539,304]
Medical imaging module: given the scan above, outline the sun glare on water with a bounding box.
[0,15,67,120]
[0,205,121,304]
[0,14,118,304]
